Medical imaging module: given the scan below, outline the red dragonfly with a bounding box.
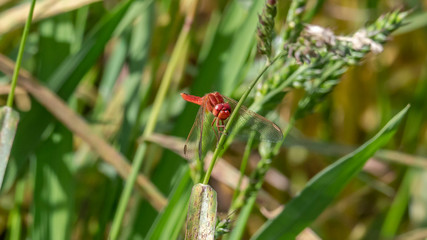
[181,92,283,160]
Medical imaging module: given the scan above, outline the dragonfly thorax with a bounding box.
[212,103,231,120]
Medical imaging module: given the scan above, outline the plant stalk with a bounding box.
[230,131,255,205]
[7,0,37,107]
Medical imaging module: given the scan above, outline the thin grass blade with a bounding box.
[380,169,413,238]
[32,126,74,240]
[117,0,154,155]
[145,166,192,239]
[6,178,25,240]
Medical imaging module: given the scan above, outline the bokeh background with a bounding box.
[0,0,426,239]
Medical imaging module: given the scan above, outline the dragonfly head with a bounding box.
[213,103,231,120]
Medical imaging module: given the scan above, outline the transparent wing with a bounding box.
[223,96,283,142]
[184,99,216,161]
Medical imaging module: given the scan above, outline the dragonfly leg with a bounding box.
[216,120,226,150]
[211,117,219,143]
[216,119,227,136]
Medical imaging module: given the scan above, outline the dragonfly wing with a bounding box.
[223,96,283,142]
[184,99,216,160]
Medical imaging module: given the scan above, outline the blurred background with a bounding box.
[0,0,426,239]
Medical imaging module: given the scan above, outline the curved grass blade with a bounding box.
[32,125,73,240]
[194,0,264,96]
[144,166,192,240]
[380,169,413,238]
[252,105,410,240]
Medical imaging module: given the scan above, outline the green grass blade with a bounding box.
[228,191,257,240]
[36,14,74,81]
[125,198,158,239]
[380,169,413,238]
[193,0,264,96]
[252,105,410,240]
[32,125,74,240]
[145,166,192,239]
[379,54,427,239]
[46,0,133,95]
[6,0,36,107]
[0,107,19,187]
[93,175,122,240]
[72,5,89,53]
[303,0,325,22]
[117,0,154,155]
[394,11,427,35]
[96,35,128,112]
[6,178,25,240]
[215,0,264,94]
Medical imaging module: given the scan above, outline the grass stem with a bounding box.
[230,131,255,205]
[7,0,37,107]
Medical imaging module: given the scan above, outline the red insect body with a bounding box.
[180,93,203,105]
[181,92,231,121]
[180,92,283,160]
[181,92,232,150]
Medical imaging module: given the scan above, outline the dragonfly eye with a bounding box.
[212,104,222,116]
[223,103,231,111]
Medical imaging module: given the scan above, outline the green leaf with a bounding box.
[144,166,192,239]
[97,35,128,109]
[36,14,74,81]
[6,178,25,240]
[228,190,257,240]
[252,105,410,240]
[195,0,263,95]
[32,125,74,240]
[117,0,154,155]
[380,169,413,238]
[394,11,427,35]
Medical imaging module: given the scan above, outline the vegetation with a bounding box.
[0,0,426,239]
